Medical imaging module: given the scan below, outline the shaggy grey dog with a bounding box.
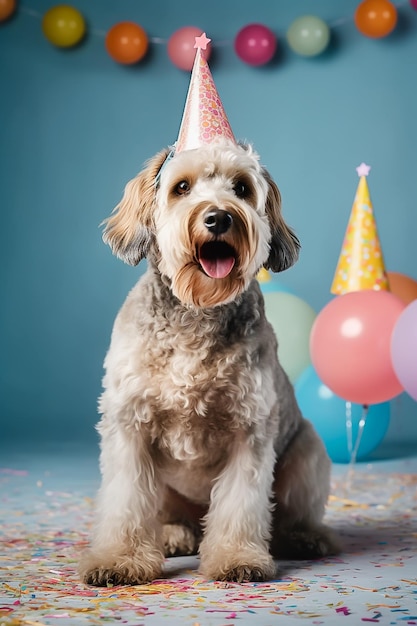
[79,141,339,586]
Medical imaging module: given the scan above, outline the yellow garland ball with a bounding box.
[42,5,86,48]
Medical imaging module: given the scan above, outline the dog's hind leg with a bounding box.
[270,418,341,560]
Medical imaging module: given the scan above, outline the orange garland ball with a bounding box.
[106,22,149,65]
[354,0,398,38]
[0,0,16,22]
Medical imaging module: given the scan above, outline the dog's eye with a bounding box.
[233,180,250,199]
[175,180,190,195]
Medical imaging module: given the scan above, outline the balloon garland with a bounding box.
[0,0,16,21]
[287,15,330,57]
[106,21,149,65]
[167,26,211,71]
[234,23,277,66]
[354,0,398,37]
[42,5,85,48]
[1,0,414,69]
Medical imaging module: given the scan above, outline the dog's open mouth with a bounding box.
[198,241,236,279]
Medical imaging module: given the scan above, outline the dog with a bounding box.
[79,140,339,586]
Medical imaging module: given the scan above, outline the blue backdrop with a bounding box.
[1,0,416,451]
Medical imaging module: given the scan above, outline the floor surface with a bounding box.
[1,444,417,625]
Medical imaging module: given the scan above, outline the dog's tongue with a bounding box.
[200,256,235,279]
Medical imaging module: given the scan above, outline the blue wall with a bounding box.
[1,0,416,449]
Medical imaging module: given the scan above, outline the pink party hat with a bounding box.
[331,163,390,295]
[176,33,236,152]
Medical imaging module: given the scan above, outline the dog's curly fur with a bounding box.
[79,141,339,586]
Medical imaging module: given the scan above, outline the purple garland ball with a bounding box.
[234,23,277,66]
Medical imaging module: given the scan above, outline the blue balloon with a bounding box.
[295,366,391,463]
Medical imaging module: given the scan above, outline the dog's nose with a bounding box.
[204,209,233,235]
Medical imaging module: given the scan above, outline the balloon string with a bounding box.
[350,404,368,467]
[345,401,353,458]
[345,402,369,490]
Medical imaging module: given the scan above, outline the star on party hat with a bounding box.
[175,33,236,153]
[330,163,390,295]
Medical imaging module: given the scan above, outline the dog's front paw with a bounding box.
[79,551,163,587]
[82,565,143,587]
[219,564,273,583]
[200,551,276,583]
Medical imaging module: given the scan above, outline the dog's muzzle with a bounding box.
[198,208,236,279]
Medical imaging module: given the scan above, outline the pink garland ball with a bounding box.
[168,26,211,71]
[234,23,277,66]
[410,0,417,9]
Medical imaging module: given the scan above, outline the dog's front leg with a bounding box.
[199,434,276,582]
[79,422,164,586]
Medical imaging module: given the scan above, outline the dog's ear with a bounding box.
[102,148,170,265]
[262,169,300,273]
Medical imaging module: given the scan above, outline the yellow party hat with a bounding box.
[331,163,390,295]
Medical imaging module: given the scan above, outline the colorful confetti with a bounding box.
[1,451,417,625]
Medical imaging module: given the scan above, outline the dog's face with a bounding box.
[103,141,299,308]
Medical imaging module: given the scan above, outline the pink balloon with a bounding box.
[391,300,417,401]
[167,26,211,71]
[410,0,417,10]
[234,23,277,66]
[310,290,405,405]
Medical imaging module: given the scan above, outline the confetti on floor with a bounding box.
[1,447,417,625]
